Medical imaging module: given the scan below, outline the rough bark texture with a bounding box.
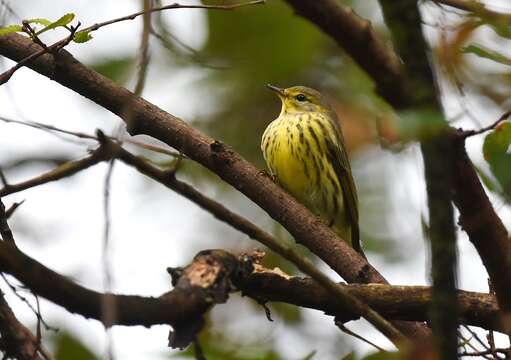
[0,241,502,336]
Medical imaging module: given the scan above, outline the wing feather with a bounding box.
[323,114,363,255]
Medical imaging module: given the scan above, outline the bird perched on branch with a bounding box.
[261,85,363,255]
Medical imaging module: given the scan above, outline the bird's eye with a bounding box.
[295,94,307,102]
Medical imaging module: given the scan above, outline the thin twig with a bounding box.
[0,0,21,20]
[0,199,15,245]
[0,274,56,332]
[0,146,112,197]
[5,200,24,219]
[459,327,493,360]
[101,157,116,360]
[487,330,500,360]
[0,115,183,157]
[0,1,263,85]
[0,167,8,186]
[461,110,511,137]
[133,0,151,97]
[0,23,79,85]
[335,322,386,352]
[80,0,265,34]
[0,290,53,360]
[459,349,507,358]
[432,0,511,23]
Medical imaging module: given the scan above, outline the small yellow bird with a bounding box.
[261,85,362,255]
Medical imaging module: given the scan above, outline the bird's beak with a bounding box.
[266,84,285,97]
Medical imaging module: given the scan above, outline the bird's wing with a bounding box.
[324,115,362,255]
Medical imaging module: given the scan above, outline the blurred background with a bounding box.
[1,0,511,359]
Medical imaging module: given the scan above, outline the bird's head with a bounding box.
[266,84,334,116]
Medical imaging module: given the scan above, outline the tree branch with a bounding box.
[243,271,503,333]
[0,145,113,197]
[0,291,53,360]
[0,241,503,340]
[379,1,459,358]
[0,35,377,288]
[0,32,432,340]
[450,130,511,332]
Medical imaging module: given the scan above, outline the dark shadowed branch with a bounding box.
[0,240,503,337]
[281,0,511,353]
[379,1,459,358]
[0,291,52,360]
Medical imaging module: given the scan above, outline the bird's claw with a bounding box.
[258,169,277,183]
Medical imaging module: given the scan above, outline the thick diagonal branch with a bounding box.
[0,32,431,340]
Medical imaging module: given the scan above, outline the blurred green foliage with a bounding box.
[396,109,446,141]
[483,121,511,201]
[176,331,283,360]
[53,331,100,360]
[90,56,135,85]
[197,0,331,162]
[463,44,511,66]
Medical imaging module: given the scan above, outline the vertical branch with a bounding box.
[133,0,152,96]
[0,291,52,360]
[101,158,116,360]
[0,200,15,245]
[378,1,458,358]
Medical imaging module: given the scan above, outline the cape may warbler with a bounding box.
[261,85,362,254]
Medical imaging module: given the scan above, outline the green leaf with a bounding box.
[54,332,100,360]
[0,24,23,36]
[73,30,93,43]
[475,16,511,39]
[396,109,446,140]
[483,121,511,198]
[36,13,75,35]
[25,18,52,26]
[462,44,511,66]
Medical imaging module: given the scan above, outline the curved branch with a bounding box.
[0,241,503,336]
[378,1,459,357]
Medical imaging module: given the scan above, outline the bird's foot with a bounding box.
[258,169,276,183]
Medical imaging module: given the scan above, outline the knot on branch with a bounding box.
[166,249,254,349]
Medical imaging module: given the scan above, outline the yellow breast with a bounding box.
[261,114,321,208]
[261,112,349,240]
